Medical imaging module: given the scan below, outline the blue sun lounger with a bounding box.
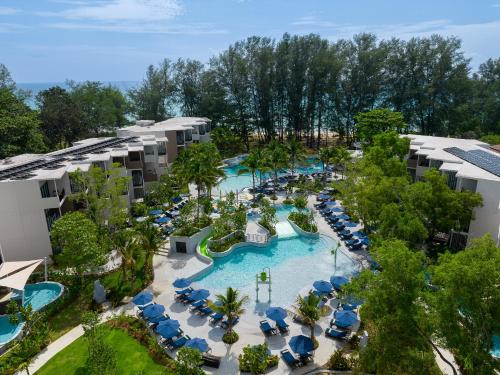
[198,306,213,316]
[168,335,189,350]
[281,349,301,368]
[221,316,239,329]
[260,320,277,336]
[325,327,348,339]
[209,312,224,324]
[276,319,289,333]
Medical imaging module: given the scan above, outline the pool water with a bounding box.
[217,157,324,193]
[194,206,359,313]
[0,282,63,345]
[492,335,500,358]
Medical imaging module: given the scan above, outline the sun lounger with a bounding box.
[260,320,277,336]
[275,319,289,333]
[175,287,193,297]
[209,312,224,324]
[167,335,190,350]
[299,353,313,365]
[202,353,221,368]
[197,306,213,316]
[190,299,206,308]
[281,349,301,368]
[348,242,363,251]
[221,316,239,329]
[325,327,348,339]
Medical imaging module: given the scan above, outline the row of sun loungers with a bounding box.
[281,349,313,368]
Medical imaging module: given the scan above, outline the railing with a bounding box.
[245,233,268,243]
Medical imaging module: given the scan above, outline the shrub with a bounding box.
[208,232,245,253]
[223,330,239,344]
[348,334,360,350]
[327,349,351,371]
[282,198,294,205]
[270,194,278,201]
[288,211,317,233]
[238,343,278,374]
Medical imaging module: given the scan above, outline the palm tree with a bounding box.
[287,137,306,176]
[213,287,249,336]
[112,230,138,279]
[266,140,288,192]
[239,150,260,200]
[138,221,163,268]
[294,292,321,347]
[335,147,351,178]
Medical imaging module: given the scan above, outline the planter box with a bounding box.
[170,226,212,255]
[288,218,319,238]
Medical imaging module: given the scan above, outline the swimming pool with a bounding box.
[217,157,324,193]
[194,206,360,313]
[0,282,64,346]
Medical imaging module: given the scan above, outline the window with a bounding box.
[44,208,60,231]
[185,130,192,142]
[133,187,144,199]
[93,161,106,171]
[199,124,206,135]
[40,181,50,198]
[129,152,141,162]
[70,176,82,193]
[144,146,154,156]
[446,171,458,190]
[176,131,184,145]
[206,123,210,132]
[132,170,143,187]
[429,160,443,169]
[418,155,430,167]
[192,126,198,134]
[112,157,123,166]
[158,142,166,156]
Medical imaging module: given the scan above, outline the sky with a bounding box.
[1,0,500,83]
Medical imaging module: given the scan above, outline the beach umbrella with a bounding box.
[135,216,147,223]
[289,335,314,355]
[172,196,182,204]
[156,319,180,338]
[342,296,363,310]
[155,216,171,224]
[330,276,349,290]
[330,207,344,212]
[313,280,333,293]
[149,209,163,216]
[360,237,370,246]
[334,310,359,328]
[188,289,210,301]
[143,304,165,319]
[343,221,358,228]
[336,214,350,221]
[185,338,209,352]
[132,291,153,306]
[265,307,287,321]
[148,314,168,324]
[172,278,192,289]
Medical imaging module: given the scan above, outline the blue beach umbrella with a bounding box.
[351,231,367,238]
[334,310,359,328]
[149,209,163,216]
[155,216,171,224]
[185,338,209,352]
[188,289,210,301]
[289,335,314,355]
[143,304,165,319]
[265,307,287,321]
[330,207,344,212]
[156,319,180,338]
[172,196,182,204]
[336,214,350,221]
[172,278,192,289]
[360,237,370,246]
[313,280,333,293]
[132,291,153,306]
[330,276,349,290]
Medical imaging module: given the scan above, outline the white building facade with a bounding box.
[404,135,500,249]
[0,117,211,262]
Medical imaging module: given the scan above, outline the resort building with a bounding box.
[0,117,211,263]
[404,135,500,249]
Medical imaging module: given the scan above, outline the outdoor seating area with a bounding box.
[314,192,370,252]
[133,196,189,237]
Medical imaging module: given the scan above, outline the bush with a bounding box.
[222,330,239,344]
[282,198,294,205]
[208,232,245,253]
[327,349,351,371]
[238,343,279,374]
[270,194,278,201]
[348,334,360,350]
[288,211,317,233]
[258,220,276,236]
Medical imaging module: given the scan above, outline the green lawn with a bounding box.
[36,327,168,375]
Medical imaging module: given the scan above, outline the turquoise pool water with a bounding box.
[194,206,359,313]
[0,282,63,345]
[492,335,500,358]
[217,157,324,193]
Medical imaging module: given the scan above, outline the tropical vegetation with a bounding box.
[213,287,249,344]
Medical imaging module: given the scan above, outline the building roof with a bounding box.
[120,117,209,133]
[404,134,500,182]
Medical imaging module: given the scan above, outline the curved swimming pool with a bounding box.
[194,206,359,313]
[0,282,64,346]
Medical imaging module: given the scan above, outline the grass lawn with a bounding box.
[36,327,169,375]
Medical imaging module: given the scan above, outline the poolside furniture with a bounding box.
[330,275,349,291]
[189,300,207,311]
[202,353,221,368]
[299,353,313,365]
[348,242,363,251]
[332,310,359,328]
[136,302,153,313]
[173,278,192,289]
[142,304,165,320]
[186,289,210,302]
[156,319,181,338]
[281,349,302,368]
[185,337,209,352]
[345,238,360,247]
[132,291,153,306]
[333,223,346,231]
[209,312,224,324]
[221,316,239,329]
[325,327,348,339]
[167,335,190,350]
[339,230,353,239]
[313,280,334,294]
[276,319,289,333]
[175,287,194,297]
[197,306,213,316]
[260,320,277,336]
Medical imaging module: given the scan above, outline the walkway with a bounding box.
[245,220,268,243]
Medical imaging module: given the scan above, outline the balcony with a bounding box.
[407,159,417,169]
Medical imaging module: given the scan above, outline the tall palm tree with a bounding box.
[238,150,260,199]
[213,287,249,335]
[287,137,306,176]
[294,292,321,346]
[113,229,138,279]
[138,221,163,270]
[266,140,288,192]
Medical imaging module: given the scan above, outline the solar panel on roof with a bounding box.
[444,147,500,177]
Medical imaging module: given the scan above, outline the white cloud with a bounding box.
[0,6,19,15]
[0,23,29,33]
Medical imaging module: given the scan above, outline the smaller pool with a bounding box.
[0,282,64,346]
[492,335,500,358]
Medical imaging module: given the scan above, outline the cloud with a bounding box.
[0,7,19,15]
[0,23,29,33]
